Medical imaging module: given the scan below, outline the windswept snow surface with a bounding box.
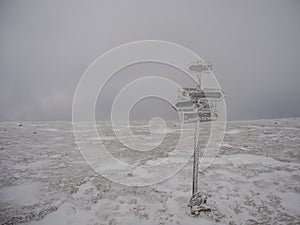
[0,119,300,225]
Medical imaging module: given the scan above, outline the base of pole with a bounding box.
[188,192,211,215]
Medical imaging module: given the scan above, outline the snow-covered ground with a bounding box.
[0,118,299,225]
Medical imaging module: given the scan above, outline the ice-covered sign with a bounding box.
[173,100,196,112]
[173,61,224,124]
[188,62,212,74]
[174,88,222,123]
[183,111,217,123]
[180,88,225,102]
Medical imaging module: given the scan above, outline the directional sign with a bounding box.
[183,112,199,123]
[183,111,217,123]
[198,111,217,121]
[188,62,212,74]
[202,88,225,101]
[181,88,225,102]
[173,100,195,112]
[173,87,224,123]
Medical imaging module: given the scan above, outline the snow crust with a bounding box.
[0,118,299,224]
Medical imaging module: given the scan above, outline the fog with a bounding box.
[1,0,299,121]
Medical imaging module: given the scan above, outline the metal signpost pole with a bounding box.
[173,61,224,215]
[192,117,200,196]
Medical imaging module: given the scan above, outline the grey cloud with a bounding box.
[0,0,300,121]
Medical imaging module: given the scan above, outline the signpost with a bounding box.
[173,61,224,214]
[173,100,196,112]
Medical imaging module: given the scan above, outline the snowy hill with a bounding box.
[0,118,299,225]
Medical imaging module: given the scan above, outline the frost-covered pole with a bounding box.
[192,66,203,196]
[173,61,224,214]
[192,118,200,195]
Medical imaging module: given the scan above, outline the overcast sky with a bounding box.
[0,0,299,121]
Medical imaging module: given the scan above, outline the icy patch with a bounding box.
[226,129,241,134]
[280,192,300,218]
[0,182,41,205]
[38,128,60,132]
[220,154,285,166]
[221,143,233,148]
[29,203,94,225]
[90,136,116,141]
